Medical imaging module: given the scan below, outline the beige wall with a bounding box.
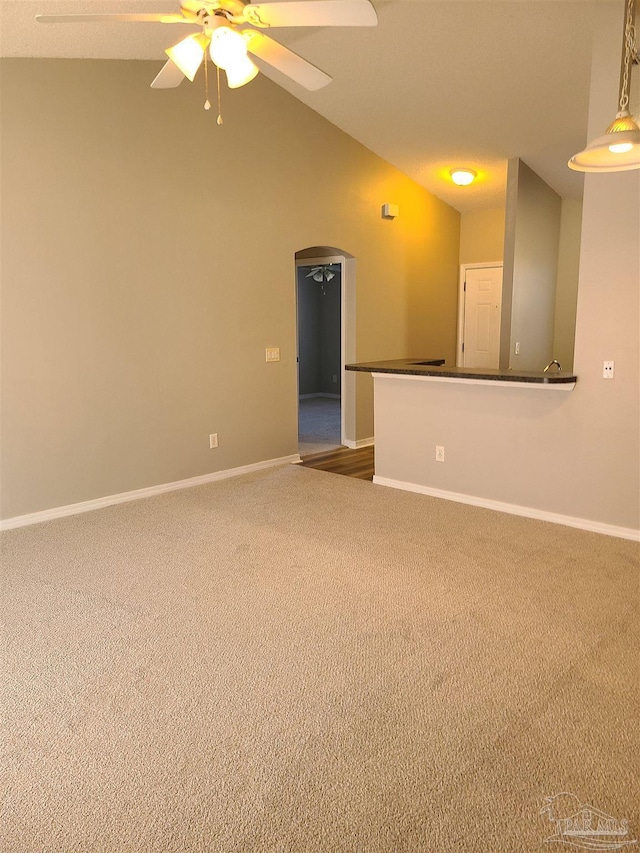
[460,196,582,375]
[374,2,639,533]
[0,58,460,519]
[552,198,582,371]
[459,191,581,374]
[459,207,505,265]
[502,159,562,371]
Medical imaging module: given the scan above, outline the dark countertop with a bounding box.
[345,358,577,385]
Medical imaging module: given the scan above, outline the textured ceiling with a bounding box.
[0,0,622,212]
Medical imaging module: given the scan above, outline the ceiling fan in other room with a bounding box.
[306,265,338,282]
[36,1,378,110]
[305,264,339,294]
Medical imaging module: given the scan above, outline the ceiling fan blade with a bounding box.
[35,14,191,24]
[243,0,377,28]
[150,59,186,89]
[245,32,331,90]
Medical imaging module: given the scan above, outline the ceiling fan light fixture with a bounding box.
[307,265,337,283]
[569,0,640,173]
[35,1,380,111]
[450,169,476,186]
[224,54,259,88]
[210,26,248,70]
[165,32,209,82]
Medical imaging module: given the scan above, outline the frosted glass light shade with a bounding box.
[165,33,209,82]
[209,27,258,89]
[209,27,247,70]
[450,169,476,186]
[225,55,259,88]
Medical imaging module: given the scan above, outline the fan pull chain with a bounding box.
[203,47,211,111]
[216,65,223,125]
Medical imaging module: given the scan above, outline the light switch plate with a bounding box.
[266,347,280,363]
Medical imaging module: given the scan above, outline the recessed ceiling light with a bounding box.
[450,169,476,186]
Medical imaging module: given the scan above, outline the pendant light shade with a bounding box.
[569,0,640,172]
[568,121,640,171]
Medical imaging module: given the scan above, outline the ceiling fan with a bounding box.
[306,264,338,282]
[36,1,378,96]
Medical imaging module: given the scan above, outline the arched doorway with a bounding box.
[295,247,356,456]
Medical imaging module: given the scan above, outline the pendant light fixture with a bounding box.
[569,0,640,172]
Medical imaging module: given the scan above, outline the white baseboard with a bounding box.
[299,393,341,400]
[342,437,375,449]
[0,454,301,531]
[372,476,640,542]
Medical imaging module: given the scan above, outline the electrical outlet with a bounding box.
[515,341,520,355]
[332,375,337,383]
[602,360,614,379]
[435,445,445,463]
[209,433,218,449]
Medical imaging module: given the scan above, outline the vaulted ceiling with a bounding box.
[1,0,619,212]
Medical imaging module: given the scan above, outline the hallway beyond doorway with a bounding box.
[298,397,341,456]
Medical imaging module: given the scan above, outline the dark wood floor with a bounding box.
[299,445,374,481]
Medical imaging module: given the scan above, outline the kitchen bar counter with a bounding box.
[349,357,580,519]
[346,358,576,389]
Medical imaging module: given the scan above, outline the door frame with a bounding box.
[456,262,503,367]
[295,255,347,447]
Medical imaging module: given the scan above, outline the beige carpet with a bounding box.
[1,464,638,852]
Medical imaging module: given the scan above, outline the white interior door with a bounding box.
[462,266,503,368]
